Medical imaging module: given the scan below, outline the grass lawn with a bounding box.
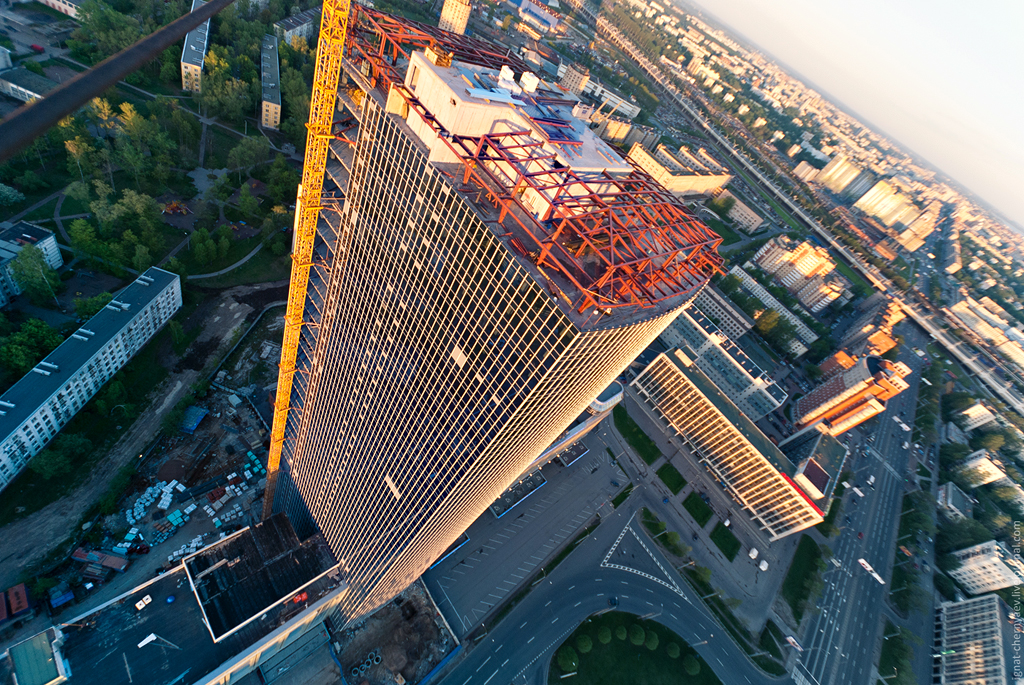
[704,215,742,246]
[834,258,872,292]
[612,405,661,465]
[191,245,291,287]
[656,463,686,495]
[22,196,58,223]
[59,192,91,216]
[682,492,713,527]
[548,611,723,684]
[640,508,689,557]
[709,522,740,561]
[877,620,916,685]
[917,463,931,477]
[178,235,261,275]
[206,128,245,169]
[611,482,633,508]
[780,534,823,625]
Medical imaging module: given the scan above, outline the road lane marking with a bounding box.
[568,586,575,591]
[552,617,558,624]
[545,601,552,607]
[519,622,528,629]
[482,669,499,685]
[527,636,535,644]
[574,601,581,607]
[476,657,491,672]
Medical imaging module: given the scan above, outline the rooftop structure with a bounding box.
[660,305,786,420]
[934,594,1016,685]
[894,200,941,252]
[835,294,904,359]
[260,35,281,131]
[794,355,911,436]
[268,7,723,624]
[0,67,59,103]
[937,481,974,521]
[0,515,345,685]
[630,349,846,540]
[438,0,471,35]
[693,283,755,340]
[180,0,210,92]
[0,221,63,307]
[626,142,731,197]
[0,269,180,491]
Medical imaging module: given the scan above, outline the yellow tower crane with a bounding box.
[263,0,351,519]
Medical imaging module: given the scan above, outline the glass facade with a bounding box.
[274,97,692,621]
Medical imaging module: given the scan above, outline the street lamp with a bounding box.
[883,626,902,640]
[879,667,898,681]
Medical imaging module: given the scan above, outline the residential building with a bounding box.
[937,481,973,521]
[0,269,181,491]
[693,283,755,340]
[631,349,846,540]
[559,63,589,95]
[260,35,281,131]
[274,6,321,46]
[795,273,848,313]
[592,116,659,149]
[0,221,63,307]
[835,294,904,359]
[948,541,1024,595]
[558,62,641,119]
[853,179,920,228]
[894,200,941,252]
[715,189,763,233]
[815,154,874,201]
[267,28,722,623]
[957,403,998,432]
[935,594,1016,685]
[659,306,786,420]
[943,221,963,275]
[0,67,58,103]
[438,0,471,35]
[794,356,911,436]
[626,143,731,197]
[753,236,835,290]
[958,450,1007,488]
[180,0,210,93]
[0,47,10,71]
[34,0,81,16]
[0,514,351,685]
[943,421,970,446]
[728,266,817,351]
[792,160,818,183]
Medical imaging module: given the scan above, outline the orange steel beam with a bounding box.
[263,0,352,520]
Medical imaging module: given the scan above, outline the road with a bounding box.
[795,323,933,685]
[440,495,791,685]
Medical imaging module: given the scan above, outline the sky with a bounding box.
[681,0,1024,228]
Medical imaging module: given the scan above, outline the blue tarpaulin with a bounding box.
[180,406,209,435]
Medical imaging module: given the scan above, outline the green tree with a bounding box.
[597,626,612,644]
[615,626,627,641]
[28,433,92,479]
[165,257,188,279]
[628,624,645,646]
[227,136,271,182]
[10,244,60,305]
[576,634,592,654]
[666,643,680,659]
[556,645,578,673]
[0,183,25,207]
[645,631,659,651]
[977,432,1006,453]
[74,292,114,319]
[68,219,100,256]
[238,182,259,216]
[682,655,700,675]
[132,244,152,272]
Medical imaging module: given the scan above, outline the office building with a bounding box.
[660,306,786,420]
[948,541,1024,595]
[935,594,1016,685]
[693,283,755,340]
[937,481,973,521]
[626,143,731,198]
[0,269,180,491]
[792,160,818,183]
[559,63,589,95]
[853,179,920,228]
[631,350,846,540]
[267,16,723,623]
[275,6,321,45]
[180,0,210,92]
[794,355,911,436]
[957,403,998,432]
[438,0,471,34]
[894,200,941,252]
[833,294,904,360]
[754,236,835,288]
[715,189,763,233]
[0,221,63,307]
[815,154,874,201]
[260,35,281,131]
[0,515,350,685]
[794,273,848,313]
[0,67,58,103]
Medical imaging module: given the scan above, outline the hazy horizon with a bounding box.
[679,0,1024,229]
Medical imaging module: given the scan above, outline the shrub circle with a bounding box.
[645,631,659,651]
[666,642,680,659]
[615,626,628,641]
[577,634,593,654]
[598,626,612,644]
[557,645,579,673]
[628,624,645,646]
[683,654,701,675]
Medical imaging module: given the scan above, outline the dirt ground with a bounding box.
[336,582,456,685]
[0,281,285,593]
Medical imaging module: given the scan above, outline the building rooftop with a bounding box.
[0,268,179,443]
[341,8,723,325]
[274,6,320,34]
[0,221,55,263]
[688,307,787,404]
[29,515,340,685]
[0,67,58,98]
[777,423,848,502]
[181,0,210,68]
[260,34,280,107]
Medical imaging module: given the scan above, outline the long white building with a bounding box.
[0,268,181,490]
[935,594,1016,685]
[948,540,1024,595]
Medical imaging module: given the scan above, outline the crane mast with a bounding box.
[263,0,351,518]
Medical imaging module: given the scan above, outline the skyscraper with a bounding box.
[267,9,722,622]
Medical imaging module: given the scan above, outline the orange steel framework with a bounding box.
[264,6,723,517]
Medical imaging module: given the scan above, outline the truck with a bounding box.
[867,475,876,486]
[852,487,866,498]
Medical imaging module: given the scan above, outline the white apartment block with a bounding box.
[0,269,181,491]
[958,450,1006,488]
[694,284,754,340]
[935,594,1015,685]
[754,235,835,290]
[716,189,763,233]
[626,143,731,197]
[660,306,787,420]
[957,403,998,432]
[728,266,817,352]
[439,0,471,35]
[0,221,64,307]
[180,0,210,93]
[275,7,322,46]
[948,541,1024,595]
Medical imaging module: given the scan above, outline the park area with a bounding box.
[547,611,722,684]
[613,405,661,465]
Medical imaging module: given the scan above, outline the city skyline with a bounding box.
[683,0,1024,230]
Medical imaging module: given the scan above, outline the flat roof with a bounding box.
[8,631,60,685]
[0,221,53,264]
[0,67,58,97]
[261,34,280,107]
[0,268,179,442]
[275,6,320,33]
[778,424,847,501]
[181,0,210,68]
[54,516,340,685]
[689,307,787,403]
